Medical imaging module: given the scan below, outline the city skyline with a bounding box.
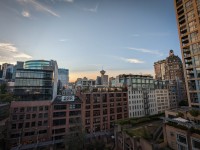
[0,0,181,82]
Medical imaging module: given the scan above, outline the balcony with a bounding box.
[176,0,182,7]
[177,7,184,16]
[183,48,190,53]
[184,54,191,59]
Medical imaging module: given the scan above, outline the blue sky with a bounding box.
[0,0,181,81]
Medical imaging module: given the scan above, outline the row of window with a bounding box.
[13,106,49,113]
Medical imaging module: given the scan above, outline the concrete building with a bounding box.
[78,87,128,135]
[154,59,166,80]
[114,115,166,150]
[174,0,200,107]
[155,89,170,114]
[14,60,58,101]
[154,50,187,105]
[1,63,14,81]
[100,70,108,86]
[75,77,96,88]
[58,68,69,89]
[163,108,200,150]
[115,74,169,118]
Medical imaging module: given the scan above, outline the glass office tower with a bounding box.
[14,60,58,101]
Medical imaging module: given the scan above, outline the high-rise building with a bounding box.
[58,68,69,89]
[154,50,187,107]
[154,60,166,80]
[12,61,24,81]
[154,50,184,81]
[14,60,58,101]
[174,0,200,107]
[100,70,108,86]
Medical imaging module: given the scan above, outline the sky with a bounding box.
[0,0,181,82]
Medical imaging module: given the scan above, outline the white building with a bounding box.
[128,89,157,117]
[114,74,170,118]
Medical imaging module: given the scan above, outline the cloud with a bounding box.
[22,10,30,17]
[131,34,140,37]
[0,43,32,64]
[59,38,68,42]
[84,3,99,13]
[119,57,144,64]
[127,47,163,56]
[64,0,74,2]
[17,0,60,17]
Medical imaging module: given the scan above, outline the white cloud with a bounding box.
[84,3,99,13]
[64,0,74,3]
[22,10,30,17]
[59,38,68,42]
[120,57,144,64]
[0,43,17,52]
[131,34,140,37]
[127,47,163,56]
[18,0,60,17]
[14,53,32,58]
[0,43,32,64]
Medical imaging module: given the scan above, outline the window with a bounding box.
[177,134,187,144]
[39,106,43,111]
[31,122,35,127]
[12,115,17,120]
[32,114,36,119]
[12,124,16,129]
[54,105,66,110]
[192,138,200,149]
[38,121,42,126]
[33,107,37,111]
[25,122,30,128]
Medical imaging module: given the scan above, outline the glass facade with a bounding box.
[24,60,51,70]
[14,69,54,101]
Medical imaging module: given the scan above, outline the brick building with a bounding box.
[78,87,128,134]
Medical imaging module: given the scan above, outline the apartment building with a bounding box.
[7,101,52,149]
[174,0,200,107]
[79,87,128,134]
[155,89,170,113]
[7,90,82,150]
[164,108,200,150]
[115,74,169,117]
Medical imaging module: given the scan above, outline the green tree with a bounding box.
[176,112,184,118]
[179,100,188,106]
[189,109,199,117]
[0,83,7,94]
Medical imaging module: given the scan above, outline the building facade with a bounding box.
[154,60,166,80]
[114,74,169,118]
[7,91,82,150]
[14,60,58,101]
[58,68,69,89]
[174,0,200,107]
[78,87,128,134]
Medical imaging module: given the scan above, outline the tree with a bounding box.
[179,100,188,106]
[176,112,184,118]
[189,109,199,117]
[0,83,7,94]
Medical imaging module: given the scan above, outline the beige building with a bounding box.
[155,89,170,114]
[164,108,200,150]
[174,0,200,107]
